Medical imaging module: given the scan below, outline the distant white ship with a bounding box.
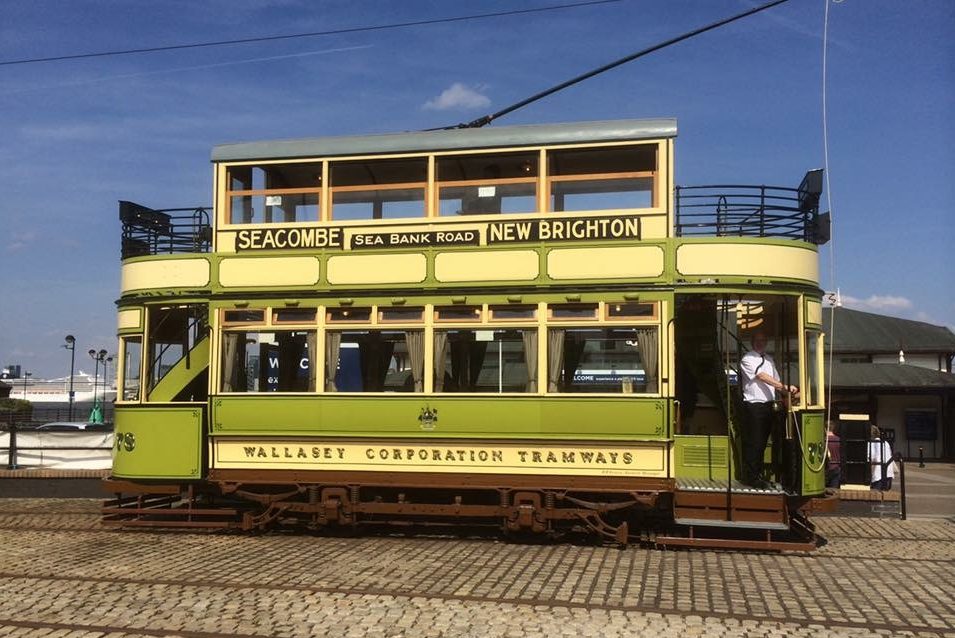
[1,370,117,404]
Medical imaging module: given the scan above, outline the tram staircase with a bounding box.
[672,321,790,532]
[147,335,210,402]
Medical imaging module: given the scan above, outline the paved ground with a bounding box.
[0,499,952,637]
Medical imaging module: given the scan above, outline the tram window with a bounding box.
[330,158,427,221]
[220,330,316,393]
[546,327,658,394]
[489,305,537,321]
[805,330,823,408]
[229,163,321,191]
[433,329,537,393]
[378,307,424,323]
[273,308,317,324]
[326,307,372,323]
[146,305,207,398]
[229,193,319,224]
[549,146,655,212]
[434,306,484,322]
[325,330,423,392]
[549,303,598,320]
[222,310,265,324]
[120,337,142,402]
[606,302,656,320]
[437,153,537,216]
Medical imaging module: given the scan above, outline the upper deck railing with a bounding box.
[120,201,212,258]
[675,169,828,244]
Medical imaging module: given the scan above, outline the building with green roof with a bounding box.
[824,308,955,459]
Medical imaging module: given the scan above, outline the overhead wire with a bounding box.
[0,0,621,68]
[441,0,794,128]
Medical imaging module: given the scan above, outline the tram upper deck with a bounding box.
[118,118,826,299]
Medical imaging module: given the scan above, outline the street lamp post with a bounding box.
[63,335,76,421]
[22,372,31,400]
[88,349,107,423]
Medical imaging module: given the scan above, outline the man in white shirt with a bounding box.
[869,424,895,491]
[738,332,798,487]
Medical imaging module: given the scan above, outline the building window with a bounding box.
[433,329,538,393]
[326,330,423,392]
[330,158,427,221]
[547,327,658,393]
[221,330,316,392]
[437,153,537,216]
[548,145,656,212]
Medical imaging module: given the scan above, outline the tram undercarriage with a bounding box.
[101,473,831,551]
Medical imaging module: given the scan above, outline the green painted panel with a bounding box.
[211,395,667,440]
[113,406,204,479]
[800,411,826,495]
[147,336,209,402]
[672,435,733,480]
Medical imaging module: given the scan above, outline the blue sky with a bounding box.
[1,0,952,378]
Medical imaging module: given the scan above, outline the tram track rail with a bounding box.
[0,570,948,637]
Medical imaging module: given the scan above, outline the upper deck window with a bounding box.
[548,145,655,212]
[330,158,427,221]
[227,163,321,224]
[437,153,537,217]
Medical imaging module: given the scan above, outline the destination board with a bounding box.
[233,215,641,252]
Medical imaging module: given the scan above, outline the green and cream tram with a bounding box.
[107,118,832,549]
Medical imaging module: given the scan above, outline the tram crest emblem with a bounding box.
[418,407,439,431]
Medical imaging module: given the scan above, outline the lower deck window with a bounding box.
[326,330,423,392]
[434,329,537,393]
[121,337,142,401]
[221,330,315,392]
[547,327,658,393]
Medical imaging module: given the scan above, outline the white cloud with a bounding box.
[840,294,913,312]
[422,83,490,111]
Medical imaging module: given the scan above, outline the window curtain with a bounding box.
[522,329,538,392]
[547,329,564,392]
[564,334,587,391]
[325,332,341,391]
[433,332,448,392]
[306,331,317,392]
[468,341,488,390]
[359,334,395,391]
[221,332,240,392]
[405,331,424,392]
[636,328,658,392]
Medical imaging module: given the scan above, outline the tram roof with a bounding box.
[211,118,677,162]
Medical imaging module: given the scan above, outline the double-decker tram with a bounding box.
[105,118,833,549]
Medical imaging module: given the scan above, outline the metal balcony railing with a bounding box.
[120,200,212,258]
[676,169,828,244]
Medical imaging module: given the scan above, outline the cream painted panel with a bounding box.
[640,215,669,239]
[547,246,664,280]
[117,309,142,330]
[219,257,321,287]
[121,259,210,293]
[806,299,823,326]
[326,254,426,285]
[217,232,237,253]
[435,250,539,282]
[677,243,819,282]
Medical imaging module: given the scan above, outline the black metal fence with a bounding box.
[120,200,212,258]
[676,169,827,243]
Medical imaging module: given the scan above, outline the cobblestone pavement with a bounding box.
[0,499,952,638]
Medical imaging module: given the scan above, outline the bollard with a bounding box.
[918,446,925,468]
[6,423,17,470]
